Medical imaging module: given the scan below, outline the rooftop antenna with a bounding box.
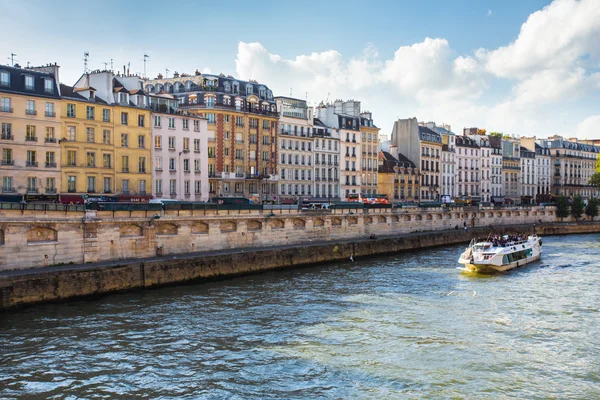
[165,68,170,78]
[325,92,330,104]
[103,62,108,70]
[26,61,30,68]
[110,59,114,71]
[83,52,89,73]
[8,53,16,66]
[143,54,149,78]
[290,87,292,96]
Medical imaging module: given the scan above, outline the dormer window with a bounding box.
[259,87,266,98]
[25,75,34,90]
[44,79,54,93]
[232,82,239,95]
[0,71,9,86]
[224,82,231,93]
[266,90,272,100]
[246,84,253,95]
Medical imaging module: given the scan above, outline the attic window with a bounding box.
[25,75,34,90]
[44,79,54,93]
[0,71,10,86]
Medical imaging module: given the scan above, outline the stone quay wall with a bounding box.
[2,221,599,310]
[0,206,558,271]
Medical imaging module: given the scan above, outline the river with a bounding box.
[1,233,599,399]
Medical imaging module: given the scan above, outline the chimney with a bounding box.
[390,144,399,160]
[123,65,126,75]
[173,71,180,78]
[157,73,163,79]
[195,69,200,76]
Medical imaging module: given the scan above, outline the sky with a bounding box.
[1,0,599,139]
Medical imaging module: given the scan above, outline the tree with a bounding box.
[477,129,487,135]
[571,195,585,220]
[585,197,599,221]
[555,196,570,221]
[591,172,600,189]
[489,131,503,138]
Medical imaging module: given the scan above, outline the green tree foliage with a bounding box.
[585,197,599,221]
[571,195,585,220]
[555,196,570,220]
[590,172,600,189]
[489,132,503,138]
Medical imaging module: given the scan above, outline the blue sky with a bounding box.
[1,0,599,138]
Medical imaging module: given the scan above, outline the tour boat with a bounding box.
[458,234,542,273]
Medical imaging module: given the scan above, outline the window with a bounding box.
[182,119,189,130]
[67,150,76,166]
[27,177,37,192]
[102,130,111,144]
[121,133,128,147]
[169,158,176,170]
[26,150,36,167]
[122,156,129,172]
[25,76,34,90]
[102,108,110,122]
[235,149,243,160]
[139,180,146,194]
[104,177,111,193]
[206,113,215,124]
[170,179,176,194]
[121,112,128,125]
[122,179,129,193]
[206,96,215,107]
[87,176,96,192]
[86,127,95,143]
[155,179,162,194]
[168,118,175,128]
[195,180,201,194]
[193,120,200,131]
[1,123,12,140]
[155,156,162,170]
[154,115,161,127]
[103,153,112,168]
[67,103,76,117]
[184,180,190,195]
[168,136,175,149]
[138,115,145,127]
[86,106,95,120]
[46,177,55,192]
[183,159,190,172]
[236,116,243,127]
[1,97,11,112]
[26,125,36,141]
[138,135,145,148]
[194,159,200,172]
[224,148,229,156]
[0,71,9,86]
[26,100,36,115]
[154,135,162,148]
[67,176,76,192]
[86,152,96,167]
[45,151,55,167]
[183,138,190,150]
[45,102,55,117]
[138,157,146,173]
[2,176,13,191]
[194,139,200,152]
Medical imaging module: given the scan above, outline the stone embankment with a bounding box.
[0,205,555,270]
[1,219,599,310]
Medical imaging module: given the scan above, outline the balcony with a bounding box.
[26,110,37,115]
[45,137,57,143]
[2,187,15,193]
[45,162,57,168]
[45,111,56,117]
[1,107,13,113]
[1,134,13,140]
[26,161,38,167]
[122,168,129,173]
[26,188,39,194]
[25,136,38,142]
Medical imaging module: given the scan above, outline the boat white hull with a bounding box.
[462,254,541,273]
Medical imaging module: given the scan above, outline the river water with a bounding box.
[1,233,599,399]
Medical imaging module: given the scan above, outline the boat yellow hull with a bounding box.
[463,254,541,273]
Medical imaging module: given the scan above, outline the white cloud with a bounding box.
[482,0,600,79]
[577,115,600,138]
[487,9,492,17]
[233,0,600,138]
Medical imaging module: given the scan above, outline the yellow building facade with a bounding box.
[377,148,420,202]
